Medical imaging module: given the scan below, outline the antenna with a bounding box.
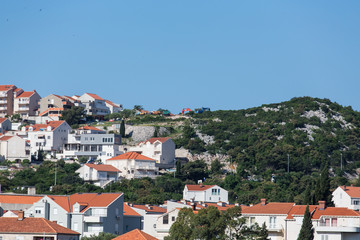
[287,154,290,173]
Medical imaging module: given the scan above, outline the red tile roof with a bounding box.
[142,137,171,144]
[15,91,35,98]
[79,125,104,132]
[340,186,360,198]
[62,95,77,102]
[0,118,8,124]
[0,85,15,91]
[86,93,104,101]
[0,217,80,235]
[242,202,295,215]
[312,207,360,219]
[131,204,166,213]
[24,121,65,132]
[124,203,141,217]
[0,136,13,141]
[105,100,120,108]
[107,152,156,161]
[0,194,43,204]
[176,200,246,212]
[286,205,317,220]
[49,193,123,213]
[113,229,158,240]
[185,184,216,191]
[85,164,120,172]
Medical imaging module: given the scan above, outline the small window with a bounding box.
[163,214,169,224]
[172,216,176,221]
[54,208,58,215]
[47,136,51,139]
[73,222,78,230]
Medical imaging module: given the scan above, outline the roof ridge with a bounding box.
[42,218,56,233]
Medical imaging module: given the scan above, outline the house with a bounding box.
[241,199,295,240]
[78,93,110,117]
[0,194,43,215]
[0,135,29,161]
[76,163,120,188]
[13,90,41,118]
[332,185,360,210]
[112,229,158,240]
[123,203,142,233]
[0,212,80,240]
[129,137,175,167]
[105,100,123,114]
[0,118,11,133]
[285,201,360,240]
[0,85,17,117]
[21,120,71,156]
[25,193,124,238]
[106,152,159,179]
[183,184,228,203]
[128,203,166,237]
[155,208,181,240]
[62,126,122,162]
[39,94,74,118]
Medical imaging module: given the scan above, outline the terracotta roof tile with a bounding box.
[105,100,120,108]
[24,121,65,132]
[0,136,13,141]
[15,91,35,98]
[186,184,216,191]
[107,152,156,161]
[286,205,317,220]
[86,93,104,101]
[0,194,43,204]
[0,85,15,91]
[242,202,295,215]
[312,207,360,219]
[340,186,360,198]
[0,217,80,235]
[112,229,158,240]
[0,118,8,124]
[131,204,166,213]
[124,203,141,217]
[85,164,120,172]
[141,137,171,145]
[79,125,104,132]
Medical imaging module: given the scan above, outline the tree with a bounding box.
[60,106,85,126]
[176,160,183,179]
[315,164,333,205]
[133,105,143,111]
[120,119,126,138]
[37,147,44,162]
[297,205,314,240]
[210,159,224,175]
[182,160,208,182]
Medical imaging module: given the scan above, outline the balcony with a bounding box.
[0,107,6,110]
[0,100,7,104]
[19,100,30,104]
[316,226,360,233]
[84,216,104,223]
[136,165,158,171]
[268,225,283,232]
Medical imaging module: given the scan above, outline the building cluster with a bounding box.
[0,84,122,121]
[0,185,360,239]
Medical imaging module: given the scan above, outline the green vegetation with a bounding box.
[297,205,314,240]
[61,106,85,127]
[81,232,117,240]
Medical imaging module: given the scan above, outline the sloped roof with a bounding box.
[131,204,166,213]
[79,125,104,132]
[85,164,120,173]
[186,184,216,191]
[123,203,141,217]
[141,137,171,144]
[0,136,13,141]
[286,205,317,220]
[107,152,155,161]
[0,217,80,235]
[340,186,360,198]
[15,91,35,98]
[0,85,15,91]
[0,194,43,204]
[312,207,360,219]
[49,193,123,213]
[86,93,104,101]
[105,100,120,108]
[242,202,295,215]
[112,229,158,240]
[24,121,65,132]
[0,118,8,124]
[175,200,246,212]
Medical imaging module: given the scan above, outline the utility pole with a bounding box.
[54,162,57,186]
[287,154,290,173]
[341,153,343,171]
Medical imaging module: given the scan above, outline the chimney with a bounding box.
[190,202,196,211]
[27,186,36,195]
[17,211,24,221]
[351,184,354,187]
[319,201,326,210]
[261,198,267,206]
[343,185,346,190]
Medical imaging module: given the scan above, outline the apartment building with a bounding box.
[123,203,142,233]
[183,184,228,203]
[106,152,158,179]
[0,85,16,117]
[25,193,124,238]
[13,90,41,118]
[129,137,175,167]
[0,135,29,161]
[105,100,123,114]
[76,163,120,188]
[78,93,110,117]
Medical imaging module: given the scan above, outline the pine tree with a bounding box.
[297,205,314,240]
[258,222,269,240]
[303,185,311,205]
[120,119,125,138]
[316,163,333,205]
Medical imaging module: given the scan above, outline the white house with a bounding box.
[155,208,180,240]
[78,93,110,117]
[22,120,72,156]
[129,137,175,168]
[76,163,120,188]
[0,118,11,133]
[105,100,123,114]
[332,185,360,210]
[183,184,228,203]
[0,135,29,161]
[106,152,159,179]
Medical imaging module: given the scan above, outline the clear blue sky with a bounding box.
[1,1,360,113]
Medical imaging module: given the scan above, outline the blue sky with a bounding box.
[1,1,360,113]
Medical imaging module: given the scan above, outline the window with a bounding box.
[53,208,58,215]
[269,216,277,228]
[212,189,217,195]
[35,207,42,214]
[321,235,329,240]
[73,222,78,231]
[172,216,176,222]
[331,218,337,227]
[47,136,51,139]
[163,214,169,224]
[218,189,220,195]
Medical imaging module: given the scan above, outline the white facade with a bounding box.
[0,135,29,161]
[78,93,110,116]
[76,164,120,188]
[155,208,180,240]
[129,137,175,167]
[105,100,123,114]
[183,184,228,203]
[332,186,360,210]
[13,90,41,118]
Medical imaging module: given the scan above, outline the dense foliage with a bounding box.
[297,205,314,240]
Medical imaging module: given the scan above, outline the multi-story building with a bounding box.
[25,193,124,238]
[13,90,41,118]
[76,163,120,188]
[106,152,158,179]
[332,185,360,210]
[62,126,122,162]
[0,85,17,117]
[183,184,228,203]
[21,120,71,156]
[123,203,142,233]
[39,94,74,119]
[78,93,110,117]
[105,100,123,114]
[0,135,29,161]
[129,137,175,168]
